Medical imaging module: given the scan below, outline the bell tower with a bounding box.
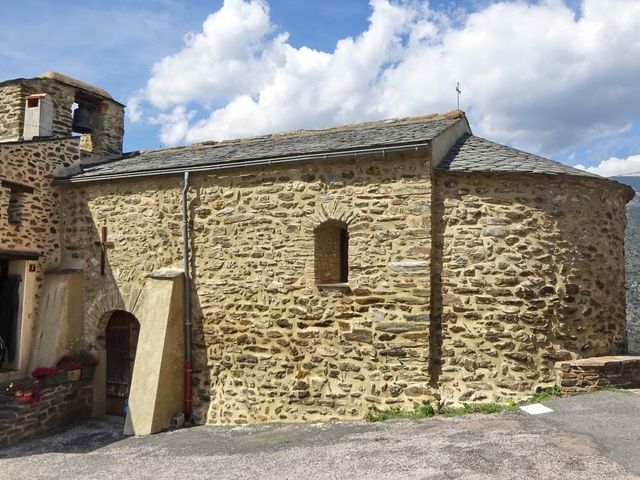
[0,71,125,157]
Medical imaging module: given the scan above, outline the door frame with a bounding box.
[105,310,140,416]
[0,258,36,373]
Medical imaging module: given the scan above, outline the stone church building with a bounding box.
[0,72,634,433]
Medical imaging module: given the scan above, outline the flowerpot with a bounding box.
[67,369,81,381]
[81,366,96,379]
[43,372,68,386]
[15,391,32,403]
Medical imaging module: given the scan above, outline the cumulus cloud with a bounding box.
[150,106,196,146]
[130,0,640,155]
[575,154,640,177]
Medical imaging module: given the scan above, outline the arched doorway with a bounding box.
[105,311,140,416]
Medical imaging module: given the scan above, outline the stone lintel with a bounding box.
[45,266,84,274]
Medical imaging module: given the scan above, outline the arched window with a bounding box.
[314,220,349,285]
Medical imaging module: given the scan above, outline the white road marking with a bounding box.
[520,403,554,415]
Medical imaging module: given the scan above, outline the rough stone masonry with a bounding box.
[0,72,635,429]
[58,118,632,425]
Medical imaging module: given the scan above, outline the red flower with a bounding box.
[31,367,58,378]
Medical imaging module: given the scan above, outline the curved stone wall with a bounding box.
[435,172,631,404]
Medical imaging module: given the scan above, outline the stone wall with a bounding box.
[556,355,640,393]
[0,380,93,448]
[59,150,632,425]
[0,138,79,264]
[0,82,24,142]
[61,150,436,424]
[0,138,80,378]
[435,172,630,405]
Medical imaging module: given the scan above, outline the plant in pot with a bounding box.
[67,338,99,379]
[32,366,66,386]
[79,352,99,379]
[57,357,83,381]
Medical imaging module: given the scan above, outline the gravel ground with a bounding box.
[1,391,639,480]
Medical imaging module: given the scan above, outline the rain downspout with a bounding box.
[182,171,193,419]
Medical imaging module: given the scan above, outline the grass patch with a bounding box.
[529,385,562,403]
[366,404,436,422]
[603,383,625,393]
[365,401,518,422]
[441,401,518,418]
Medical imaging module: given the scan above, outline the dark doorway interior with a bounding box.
[106,311,140,416]
[0,259,21,367]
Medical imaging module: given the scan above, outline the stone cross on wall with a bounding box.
[94,225,114,276]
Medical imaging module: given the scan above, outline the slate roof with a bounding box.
[61,112,463,181]
[437,133,602,179]
[59,112,628,196]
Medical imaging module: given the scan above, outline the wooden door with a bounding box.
[106,311,140,416]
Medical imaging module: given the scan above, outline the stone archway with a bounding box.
[302,199,359,233]
[86,282,142,347]
[85,272,185,434]
[105,310,140,416]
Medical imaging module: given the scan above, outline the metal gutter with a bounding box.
[56,142,431,184]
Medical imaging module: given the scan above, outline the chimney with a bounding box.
[23,93,54,140]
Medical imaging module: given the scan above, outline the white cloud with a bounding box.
[145,0,277,109]
[575,154,640,177]
[131,0,640,153]
[150,106,195,146]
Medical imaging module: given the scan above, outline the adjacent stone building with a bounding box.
[0,73,634,433]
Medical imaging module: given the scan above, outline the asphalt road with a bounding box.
[1,391,639,479]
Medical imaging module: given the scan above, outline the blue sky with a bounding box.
[1,0,639,176]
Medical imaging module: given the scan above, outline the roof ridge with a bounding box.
[59,112,465,181]
[135,110,466,157]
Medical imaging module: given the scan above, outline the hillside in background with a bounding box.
[626,204,640,352]
[612,176,640,193]
[613,176,640,204]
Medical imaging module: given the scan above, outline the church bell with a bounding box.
[72,104,93,133]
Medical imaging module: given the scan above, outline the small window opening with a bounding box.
[27,98,39,108]
[314,220,349,285]
[8,190,25,224]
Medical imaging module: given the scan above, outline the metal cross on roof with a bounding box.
[94,225,114,276]
[456,82,461,110]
